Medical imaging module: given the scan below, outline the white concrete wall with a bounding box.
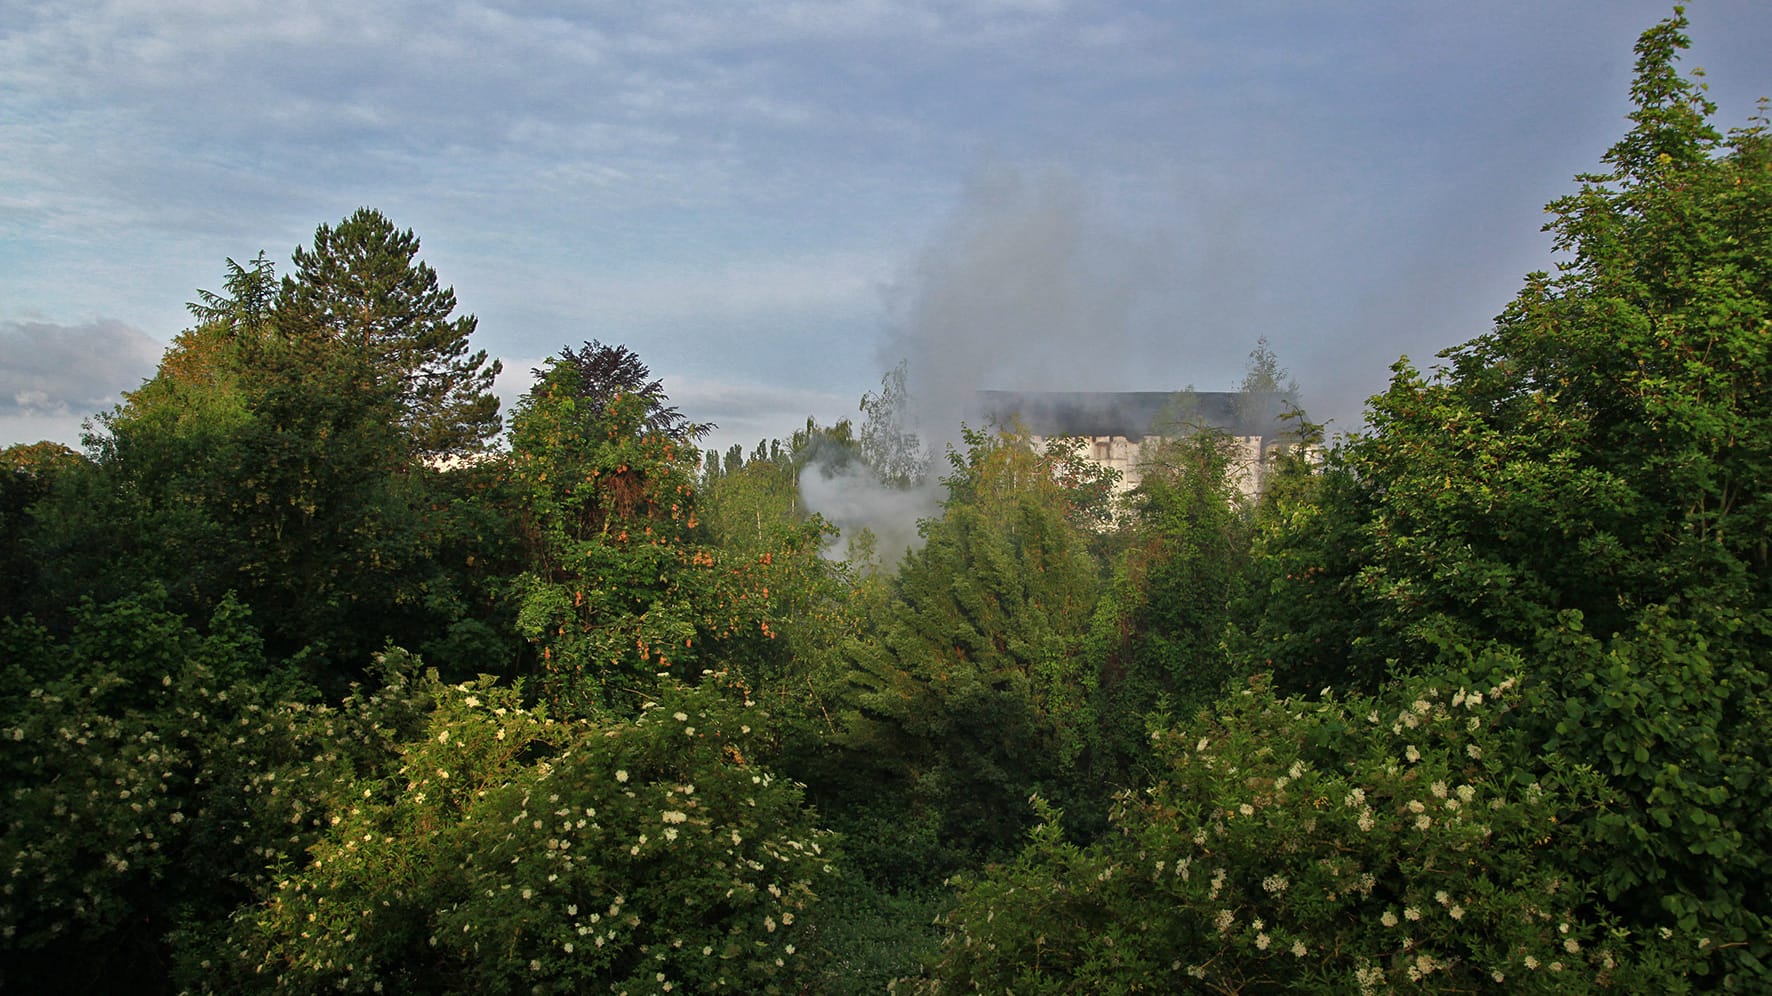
[1029,432,1300,506]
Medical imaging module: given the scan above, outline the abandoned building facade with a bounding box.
[975,390,1305,503]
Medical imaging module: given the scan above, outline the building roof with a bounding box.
[975,390,1296,439]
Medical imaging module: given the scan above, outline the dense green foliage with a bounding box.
[833,428,1104,879]
[1087,430,1250,792]
[4,11,1770,991]
[1,588,379,991]
[1239,12,1772,986]
[231,676,831,994]
[7,214,506,677]
[929,673,1636,993]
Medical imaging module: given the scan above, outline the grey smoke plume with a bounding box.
[797,459,944,567]
[799,166,1169,561]
[880,166,1165,450]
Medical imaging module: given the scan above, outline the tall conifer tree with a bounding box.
[278,208,501,459]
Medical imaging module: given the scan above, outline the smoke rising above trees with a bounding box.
[799,168,1308,560]
[876,167,1163,454]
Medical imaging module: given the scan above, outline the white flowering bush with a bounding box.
[0,590,429,992]
[0,592,267,976]
[924,673,1662,993]
[227,674,834,993]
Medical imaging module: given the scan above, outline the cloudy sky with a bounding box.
[4,1,1770,455]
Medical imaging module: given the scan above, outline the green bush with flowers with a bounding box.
[224,668,835,994]
[924,671,1667,993]
[0,589,431,992]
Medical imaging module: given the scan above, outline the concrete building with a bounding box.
[975,390,1304,503]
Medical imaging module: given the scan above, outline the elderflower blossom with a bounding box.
[615,770,629,783]
[1381,911,1398,928]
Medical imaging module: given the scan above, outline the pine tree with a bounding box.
[187,251,277,339]
[278,208,501,459]
[836,428,1102,872]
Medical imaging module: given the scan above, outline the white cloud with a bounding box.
[0,320,162,447]
[0,320,161,418]
[491,250,893,333]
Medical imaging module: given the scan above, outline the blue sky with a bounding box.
[4,1,1770,456]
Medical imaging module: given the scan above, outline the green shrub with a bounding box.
[0,588,386,993]
[226,676,835,994]
[926,673,1659,993]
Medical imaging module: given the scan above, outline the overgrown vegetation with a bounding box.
[3,11,1768,991]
